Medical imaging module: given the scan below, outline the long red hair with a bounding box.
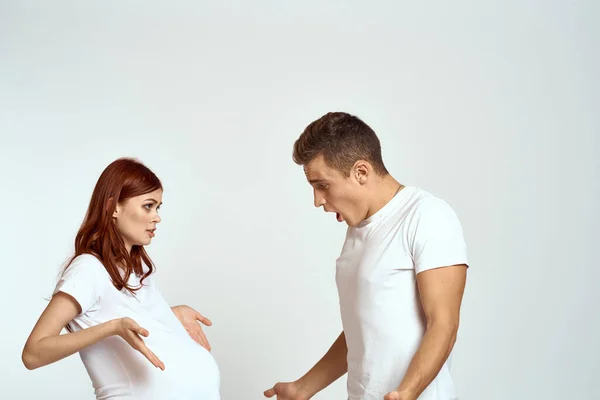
[65,157,163,294]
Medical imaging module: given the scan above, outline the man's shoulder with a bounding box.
[400,187,460,227]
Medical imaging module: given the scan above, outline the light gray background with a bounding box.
[1,1,598,399]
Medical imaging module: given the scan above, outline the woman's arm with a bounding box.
[22,292,164,370]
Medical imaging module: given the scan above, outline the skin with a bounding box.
[22,189,213,372]
[171,305,213,351]
[264,155,467,400]
[115,191,214,350]
[113,188,163,254]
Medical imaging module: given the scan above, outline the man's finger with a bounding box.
[383,392,400,400]
[263,387,275,398]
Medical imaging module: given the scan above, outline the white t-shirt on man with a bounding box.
[336,186,469,400]
[54,254,221,400]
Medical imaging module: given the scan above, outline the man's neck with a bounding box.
[365,175,404,219]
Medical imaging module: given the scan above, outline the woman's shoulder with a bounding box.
[72,252,103,266]
[66,253,109,278]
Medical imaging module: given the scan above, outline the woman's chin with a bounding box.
[133,238,152,247]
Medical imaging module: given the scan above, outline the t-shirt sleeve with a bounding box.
[53,254,105,315]
[411,197,469,274]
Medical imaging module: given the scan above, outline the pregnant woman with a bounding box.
[22,157,221,399]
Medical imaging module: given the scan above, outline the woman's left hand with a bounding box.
[171,305,213,351]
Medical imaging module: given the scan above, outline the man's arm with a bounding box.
[264,331,347,399]
[385,264,467,400]
[296,331,348,397]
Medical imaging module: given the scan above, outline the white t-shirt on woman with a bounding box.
[54,253,221,400]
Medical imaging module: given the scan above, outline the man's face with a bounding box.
[303,155,367,227]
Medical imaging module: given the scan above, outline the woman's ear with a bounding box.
[108,197,119,219]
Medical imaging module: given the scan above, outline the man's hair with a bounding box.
[293,112,388,177]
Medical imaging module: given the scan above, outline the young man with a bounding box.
[264,112,469,400]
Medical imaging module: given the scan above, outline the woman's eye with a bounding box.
[144,204,152,210]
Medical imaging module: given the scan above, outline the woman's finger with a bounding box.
[195,312,212,326]
[137,327,149,337]
[198,331,211,351]
[140,345,165,370]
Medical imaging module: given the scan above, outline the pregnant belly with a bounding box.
[144,330,221,398]
[87,330,221,400]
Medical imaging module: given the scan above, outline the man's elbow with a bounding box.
[427,317,459,340]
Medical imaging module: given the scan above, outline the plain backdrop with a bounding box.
[1,1,598,399]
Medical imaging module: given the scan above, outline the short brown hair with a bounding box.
[293,112,388,177]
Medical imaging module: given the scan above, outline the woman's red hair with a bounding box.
[64,157,163,294]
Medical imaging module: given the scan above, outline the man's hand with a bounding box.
[171,305,213,351]
[263,332,347,399]
[264,381,309,400]
[383,390,410,400]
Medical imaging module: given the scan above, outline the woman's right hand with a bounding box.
[114,317,165,370]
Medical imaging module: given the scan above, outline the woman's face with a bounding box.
[113,189,162,253]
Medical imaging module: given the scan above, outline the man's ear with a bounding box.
[353,160,370,184]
